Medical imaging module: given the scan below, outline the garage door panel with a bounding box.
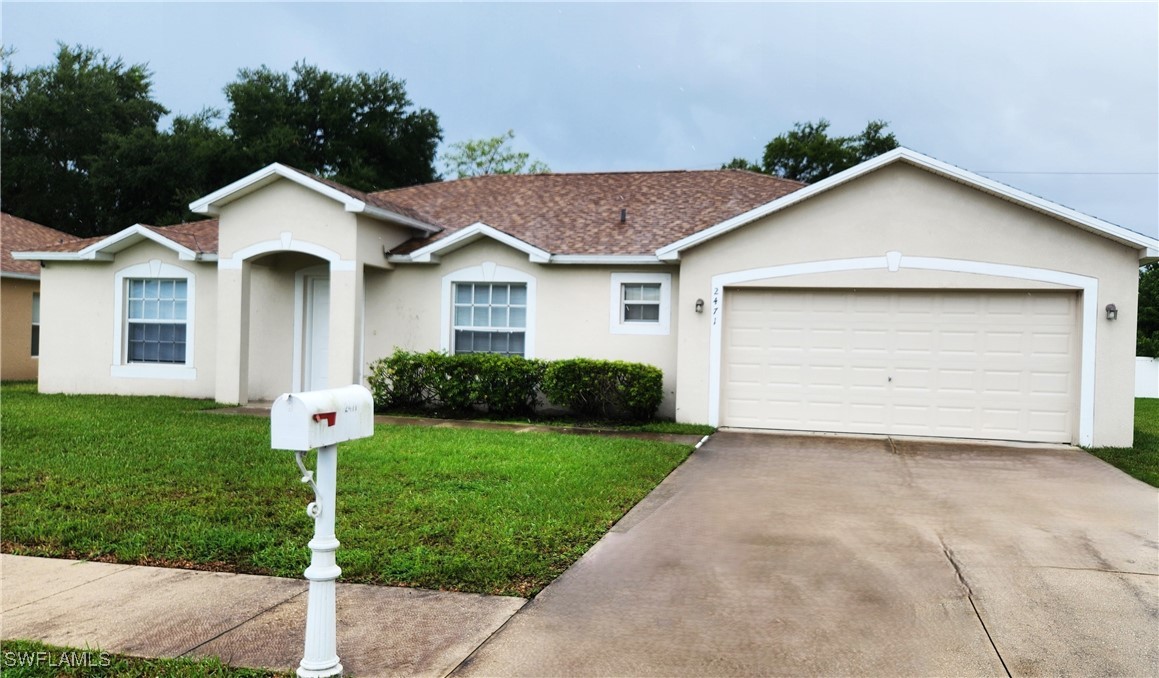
[721,289,1077,443]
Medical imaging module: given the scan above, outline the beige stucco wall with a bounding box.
[675,162,1141,446]
[37,241,218,398]
[364,240,682,417]
[2,277,40,380]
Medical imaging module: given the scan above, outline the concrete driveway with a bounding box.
[455,432,1158,677]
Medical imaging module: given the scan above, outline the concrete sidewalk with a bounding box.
[0,554,525,677]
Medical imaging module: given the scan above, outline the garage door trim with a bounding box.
[706,252,1098,445]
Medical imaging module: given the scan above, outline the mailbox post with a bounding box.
[271,385,374,678]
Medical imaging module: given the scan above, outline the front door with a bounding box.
[303,274,330,391]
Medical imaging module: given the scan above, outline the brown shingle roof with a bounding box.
[29,219,219,255]
[373,170,805,256]
[1,213,81,277]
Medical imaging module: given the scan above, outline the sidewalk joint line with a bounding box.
[1,560,136,612]
[178,587,307,659]
[1034,565,1157,577]
[443,598,530,678]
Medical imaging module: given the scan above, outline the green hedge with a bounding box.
[367,350,663,421]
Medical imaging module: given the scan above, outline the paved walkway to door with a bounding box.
[455,432,1158,677]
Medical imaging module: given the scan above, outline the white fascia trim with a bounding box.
[1,271,42,281]
[551,254,667,265]
[357,204,441,234]
[657,147,1159,260]
[404,223,551,264]
[440,261,537,357]
[706,252,1098,447]
[609,272,672,336]
[12,224,205,263]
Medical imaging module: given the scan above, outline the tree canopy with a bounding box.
[441,129,550,178]
[1,46,442,236]
[725,119,899,184]
[1139,264,1159,357]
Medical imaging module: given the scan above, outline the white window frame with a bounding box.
[112,260,197,380]
[441,261,536,358]
[609,272,671,335]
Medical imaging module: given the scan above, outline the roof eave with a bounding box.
[1,270,42,280]
[12,224,211,263]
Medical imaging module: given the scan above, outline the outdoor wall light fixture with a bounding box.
[695,298,705,313]
[1106,303,1118,321]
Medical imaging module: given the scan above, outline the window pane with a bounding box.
[130,280,144,297]
[159,280,173,299]
[474,285,490,304]
[455,306,471,326]
[509,285,527,305]
[492,307,508,327]
[32,293,40,323]
[640,283,661,302]
[623,284,642,302]
[31,325,39,357]
[492,285,508,304]
[174,281,187,300]
[625,303,660,323]
[509,307,526,328]
[492,333,509,354]
[158,300,174,320]
[456,284,472,303]
[144,280,158,297]
[473,307,489,326]
[129,300,144,319]
[144,300,159,319]
[509,333,525,355]
[174,301,187,320]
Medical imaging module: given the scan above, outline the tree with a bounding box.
[441,129,550,178]
[225,63,442,191]
[1139,264,1159,357]
[726,119,899,184]
[2,44,167,235]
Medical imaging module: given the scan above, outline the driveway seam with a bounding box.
[1032,565,1157,577]
[443,598,529,677]
[177,588,308,660]
[939,538,1011,678]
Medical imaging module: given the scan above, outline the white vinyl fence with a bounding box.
[1137,357,1159,398]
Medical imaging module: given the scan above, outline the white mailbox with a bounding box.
[272,384,374,451]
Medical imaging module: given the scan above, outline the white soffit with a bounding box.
[656,147,1159,261]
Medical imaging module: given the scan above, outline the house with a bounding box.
[1,213,80,380]
[15,148,1158,446]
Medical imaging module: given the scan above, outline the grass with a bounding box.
[0,640,285,677]
[0,383,692,596]
[1086,398,1159,487]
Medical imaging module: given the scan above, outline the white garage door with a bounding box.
[722,289,1079,443]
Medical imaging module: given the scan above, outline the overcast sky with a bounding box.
[3,2,1157,238]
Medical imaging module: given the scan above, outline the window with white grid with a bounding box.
[126,279,188,364]
[452,282,527,356]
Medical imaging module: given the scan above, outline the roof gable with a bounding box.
[188,163,439,234]
[11,220,219,263]
[656,148,1159,261]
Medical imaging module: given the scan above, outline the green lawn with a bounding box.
[0,640,284,678]
[0,383,691,596]
[1087,398,1159,487]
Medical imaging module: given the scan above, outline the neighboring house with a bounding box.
[14,148,1158,446]
[1,213,80,380]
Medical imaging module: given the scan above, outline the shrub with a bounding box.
[368,351,663,421]
[367,350,545,416]
[541,358,663,421]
